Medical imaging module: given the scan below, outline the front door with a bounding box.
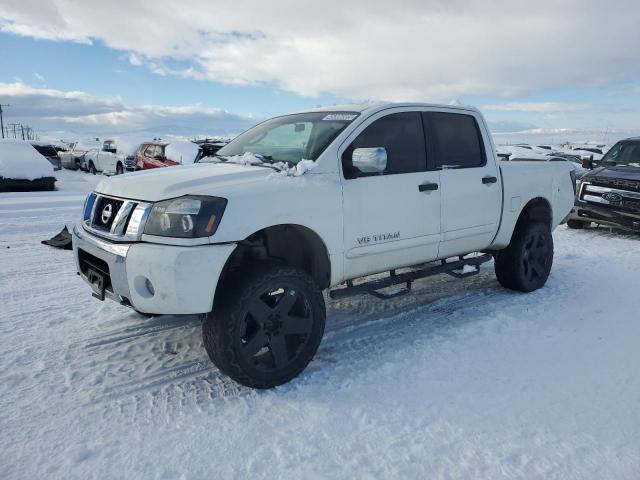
[341,110,441,280]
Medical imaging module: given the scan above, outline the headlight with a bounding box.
[143,195,227,238]
[83,192,97,222]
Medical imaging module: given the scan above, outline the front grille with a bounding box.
[580,183,640,213]
[590,177,640,192]
[92,196,125,232]
[83,193,151,241]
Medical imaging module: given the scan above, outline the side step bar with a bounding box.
[329,253,493,300]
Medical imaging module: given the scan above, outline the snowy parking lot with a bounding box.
[1,172,639,479]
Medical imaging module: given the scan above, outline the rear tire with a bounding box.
[494,222,554,292]
[567,219,585,229]
[203,264,325,389]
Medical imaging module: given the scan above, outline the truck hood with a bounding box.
[584,165,640,182]
[95,163,273,201]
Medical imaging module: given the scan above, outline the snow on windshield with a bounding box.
[202,152,317,176]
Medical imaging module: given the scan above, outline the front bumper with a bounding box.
[570,204,640,232]
[73,225,236,314]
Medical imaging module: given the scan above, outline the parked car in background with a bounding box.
[164,140,200,165]
[569,137,640,232]
[135,142,176,170]
[59,141,100,170]
[194,139,229,162]
[1,139,55,192]
[31,143,61,170]
[509,154,587,180]
[84,139,127,175]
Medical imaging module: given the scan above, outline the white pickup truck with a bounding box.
[83,140,127,175]
[73,102,575,388]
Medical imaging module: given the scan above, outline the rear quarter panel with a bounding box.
[490,161,575,249]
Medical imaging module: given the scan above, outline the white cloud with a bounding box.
[0,82,254,137]
[34,72,45,82]
[1,1,639,101]
[482,102,589,113]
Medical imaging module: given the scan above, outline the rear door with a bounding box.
[426,111,501,257]
[341,109,441,279]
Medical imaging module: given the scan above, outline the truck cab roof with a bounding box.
[292,102,481,116]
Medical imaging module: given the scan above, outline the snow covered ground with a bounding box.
[1,171,639,479]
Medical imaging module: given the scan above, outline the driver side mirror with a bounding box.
[581,155,594,169]
[352,147,387,173]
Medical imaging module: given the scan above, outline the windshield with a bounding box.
[600,141,640,167]
[207,111,359,165]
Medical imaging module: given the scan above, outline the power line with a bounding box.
[7,123,20,139]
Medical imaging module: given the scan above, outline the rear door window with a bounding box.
[427,112,485,169]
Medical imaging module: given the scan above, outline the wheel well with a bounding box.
[216,224,331,298]
[515,197,552,233]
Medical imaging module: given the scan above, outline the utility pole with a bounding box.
[0,104,9,139]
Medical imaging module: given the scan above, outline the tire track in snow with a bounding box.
[77,273,507,412]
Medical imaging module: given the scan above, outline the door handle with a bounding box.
[419,182,439,192]
[482,176,497,184]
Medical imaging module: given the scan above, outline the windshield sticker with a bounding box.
[322,113,358,121]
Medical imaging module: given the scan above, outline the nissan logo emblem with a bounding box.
[101,203,113,223]
[602,192,623,203]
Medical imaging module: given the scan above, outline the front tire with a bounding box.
[116,163,124,175]
[88,162,96,175]
[494,222,554,292]
[203,265,326,389]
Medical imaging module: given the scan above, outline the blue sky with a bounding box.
[0,0,639,141]
[0,34,347,117]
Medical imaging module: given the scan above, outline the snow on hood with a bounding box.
[0,139,54,180]
[95,154,319,202]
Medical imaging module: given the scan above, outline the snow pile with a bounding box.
[271,159,317,177]
[74,139,102,152]
[0,139,54,180]
[207,152,265,166]
[205,152,317,176]
[496,145,549,158]
[165,140,200,164]
[111,137,147,157]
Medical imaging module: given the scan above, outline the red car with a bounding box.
[135,142,177,170]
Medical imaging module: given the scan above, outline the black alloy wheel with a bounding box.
[521,229,551,285]
[495,222,554,292]
[240,285,314,371]
[203,265,325,389]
